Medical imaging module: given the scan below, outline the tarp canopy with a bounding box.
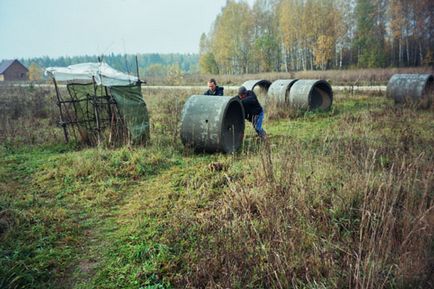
[110,85,150,143]
[63,82,149,145]
[45,62,138,86]
[47,62,149,145]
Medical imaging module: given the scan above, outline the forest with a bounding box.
[199,0,434,74]
[20,53,199,80]
[20,0,434,81]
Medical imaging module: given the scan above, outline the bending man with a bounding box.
[237,86,266,140]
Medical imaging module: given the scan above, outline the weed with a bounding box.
[0,85,433,289]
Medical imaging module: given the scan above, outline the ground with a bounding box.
[0,87,433,289]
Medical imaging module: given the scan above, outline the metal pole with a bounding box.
[135,55,140,83]
[53,78,69,143]
[92,76,102,146]
[65,84,79,141]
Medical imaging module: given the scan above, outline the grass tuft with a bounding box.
[1,86,433,289]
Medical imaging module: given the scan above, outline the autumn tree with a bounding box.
[166,64,184,85]
[389,0,406,66]
[277,0,303,71]
[200,0,432,73]
[389,0,434,67]
[199,52,219,74]
[28,62,42,81]
[276,0,343,71]
[209,0,254,74]
[314,35,334,70]
[199,33,219,74]
[310,0,344,70]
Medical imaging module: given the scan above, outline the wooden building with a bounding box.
[0,59,28,81]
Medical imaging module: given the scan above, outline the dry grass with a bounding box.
[183,67,433,86]
[0,84,433,289]
[166,106,434,289]
[0,85,62,145]
[0,85,200,147]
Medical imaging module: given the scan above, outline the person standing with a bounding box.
[204,78,224,96]
[237,86,266,139]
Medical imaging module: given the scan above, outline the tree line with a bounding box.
[199,0,434,74]
[21,53,199,81]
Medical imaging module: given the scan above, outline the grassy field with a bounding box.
[151,66,433,86]
[0,84,433,289]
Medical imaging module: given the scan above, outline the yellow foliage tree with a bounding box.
[210,0,254,74]
[166,64,184,85]
[28,62,42,81]
[278,0,302,70]
[199,52,219,74]
[314,35,334,70]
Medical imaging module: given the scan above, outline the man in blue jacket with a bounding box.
[204,78,224,96]
[237,86,266,140]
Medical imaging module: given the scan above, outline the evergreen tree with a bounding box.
[354,0,386,67]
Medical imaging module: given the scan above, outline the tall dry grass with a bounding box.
[0,85,62,145]
[0,85,199,147]
[1,82,433,288]
[169,107,434,289]
[182,66,433,86]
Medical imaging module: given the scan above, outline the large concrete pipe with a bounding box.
[289,79,333,110]
[386,74,433,108]
[181,95,245,153]
[267,79,299,106]
[241,79,272,92]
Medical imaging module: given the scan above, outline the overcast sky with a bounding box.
[0,0,255,60]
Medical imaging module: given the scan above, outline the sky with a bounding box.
[0,0,255,60]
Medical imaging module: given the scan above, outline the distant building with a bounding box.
[0,59,28,81]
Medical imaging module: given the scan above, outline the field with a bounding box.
[155,67,433,86]
[0,82,433,289]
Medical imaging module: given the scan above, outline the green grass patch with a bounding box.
[1,94,433,288]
